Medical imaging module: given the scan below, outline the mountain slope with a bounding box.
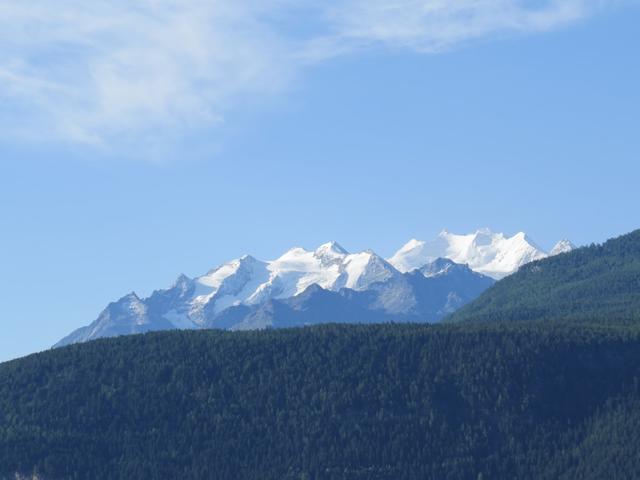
[449,229,640,323]
[4,323,640,479]
[57,293,175,346]
[207,261,495,331]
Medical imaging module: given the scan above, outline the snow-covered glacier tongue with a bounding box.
[55,229,573,346]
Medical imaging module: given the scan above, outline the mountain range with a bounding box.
[56,229,574,346]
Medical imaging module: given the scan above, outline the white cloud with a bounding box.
[323,0,590,51]
[0,0,623,148]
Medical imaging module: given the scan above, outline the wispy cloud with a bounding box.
[324,0,591,52]
[0,0,622,148]
[0,1,296,146]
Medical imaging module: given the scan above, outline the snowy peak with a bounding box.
[420,258,462,278]
[120,291,141,303]
[343,250,398,290]
[199,255,260,290]
[315,241,349,258]
[473,230,547,279]
[108,292,147,320]
[389,229,572,279]
[191,255,270,319]
[276,247,311,262]
[171,274,193,294]
[400,238,426,252]
[388,239,440,273]
[550,239,576,256]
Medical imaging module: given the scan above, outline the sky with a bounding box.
[1,0,640,362]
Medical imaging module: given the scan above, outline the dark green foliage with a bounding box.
[449,229,640,323]
[2,323,640,479]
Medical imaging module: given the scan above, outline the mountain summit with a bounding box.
[388,228,572,279]
[550,239,577,256]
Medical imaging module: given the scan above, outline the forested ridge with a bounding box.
[2,322,640,479]
[449,229,640,323]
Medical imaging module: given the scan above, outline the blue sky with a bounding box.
[1,0,640,362]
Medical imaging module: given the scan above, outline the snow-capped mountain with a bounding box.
[202,259,495,332]
[55,229,573,347]
[56,293,175,346]
[550,239,577,256]
[388,228,574,279]
[158,242,400,329]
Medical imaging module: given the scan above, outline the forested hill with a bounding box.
[448,229,640,324]
[3,323,640,479]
